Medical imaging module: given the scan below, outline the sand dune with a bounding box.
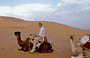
[0,16,31,27]
[0,16,90,58]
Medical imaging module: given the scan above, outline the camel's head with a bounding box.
[29,34,34,40]
[14,32,21,38]
[70,35,75,41]
[29,34,37,41]
[29,34,33,39]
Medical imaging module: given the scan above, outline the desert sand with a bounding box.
[0,16,90,58]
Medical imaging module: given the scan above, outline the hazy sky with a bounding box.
[0,0,90,29]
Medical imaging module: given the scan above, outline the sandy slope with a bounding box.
[0,16,90,58]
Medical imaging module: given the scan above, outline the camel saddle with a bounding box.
[84,42,90,49]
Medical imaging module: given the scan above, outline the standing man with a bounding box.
[30,23,46,52]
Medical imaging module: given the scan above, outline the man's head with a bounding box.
[14,32,21,38]
[38,23,43,28]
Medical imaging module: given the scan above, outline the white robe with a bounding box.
[39,26,45,37]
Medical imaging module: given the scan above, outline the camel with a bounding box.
[70,35,84,58]
[14,32,33,52]
[14,32,53,53]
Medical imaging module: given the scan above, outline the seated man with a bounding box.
[83,34,90,49]
[30,23,46,52]
[80,34,90,58]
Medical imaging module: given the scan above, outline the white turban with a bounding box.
[80,35,89,44]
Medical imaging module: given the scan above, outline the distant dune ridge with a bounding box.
[0,16,90,58]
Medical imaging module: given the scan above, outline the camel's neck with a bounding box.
[17,37,22,41]
[70,39,76,53]
[17,36,23,46]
